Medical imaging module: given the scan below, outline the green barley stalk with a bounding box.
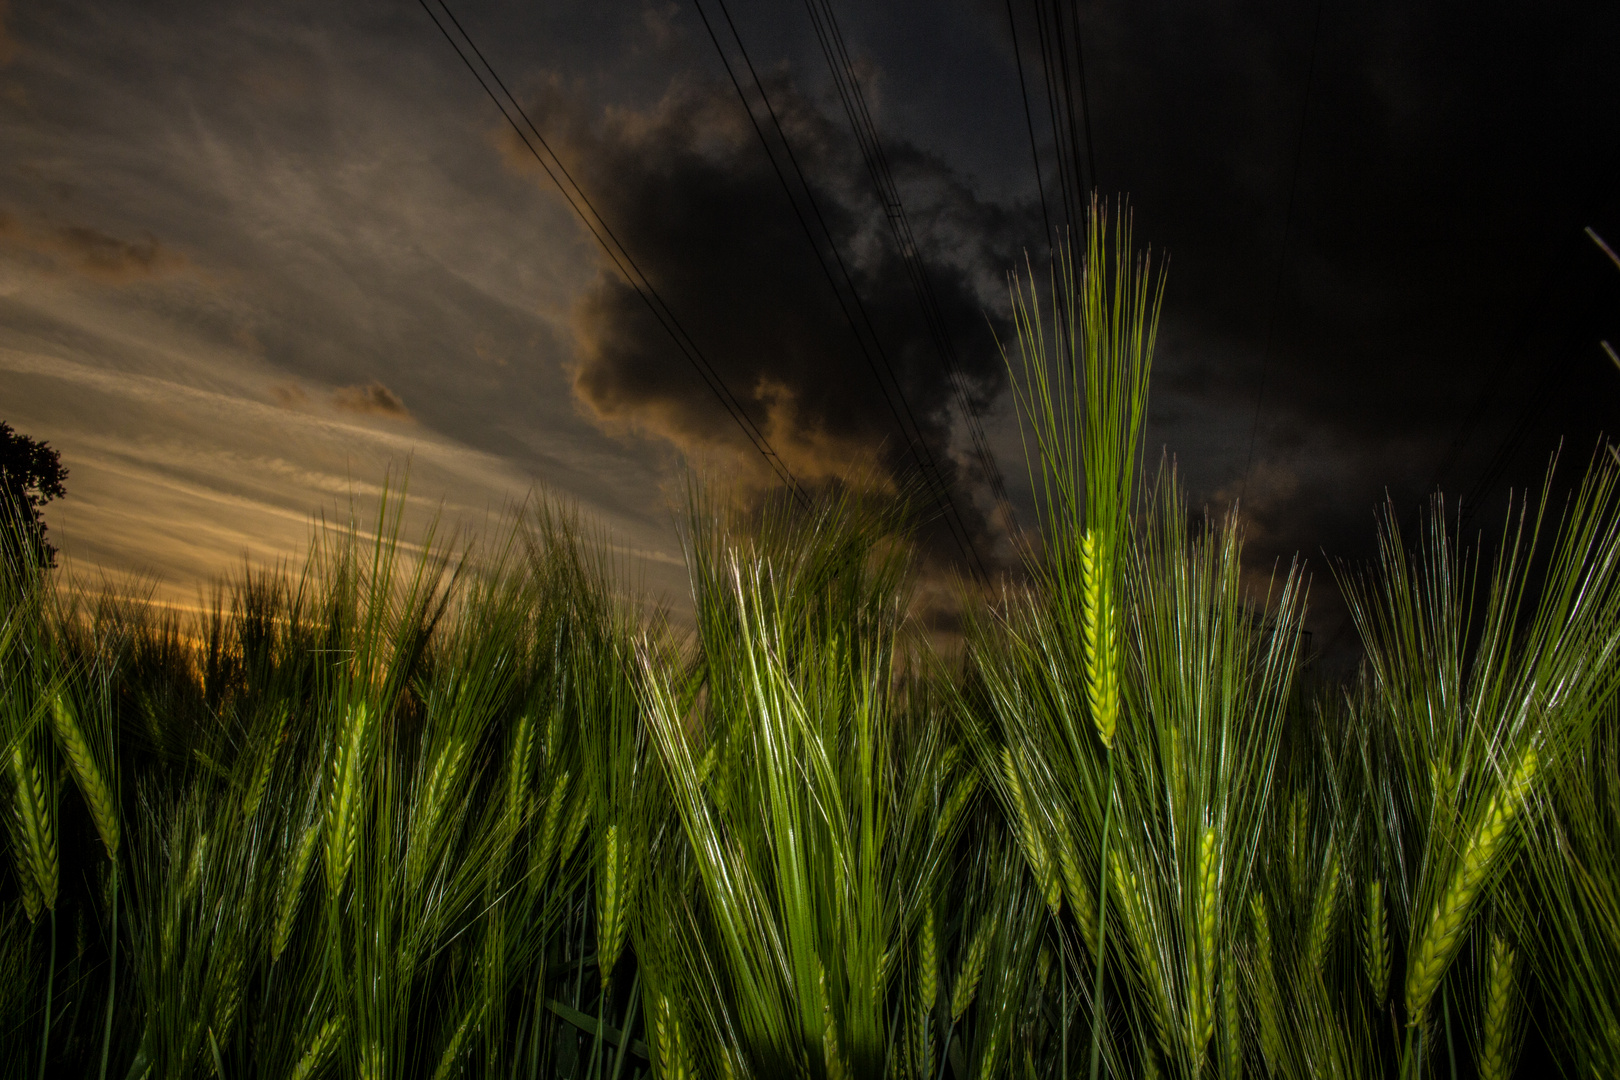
[325,700,370,899]
[431,1004,480,1080]
[1405,743,1538,1025]
[1078,529,1120,751]
[653,992,690,1080]
[1111,848,1172,1048]
[240,704,286,823]
[50,693,119,859]
[950,910,991,1022]
[406,737,466,892]
[1003,747,1061,913]
[1477,934,1520,1080]
[49,691,120,1080]
[596,821,627,987]
[1003,198,1163,1080]
[535,768,570,878]
[1219,951,1241,1080]
[561,788,590,867]
[934,768,978,843]
[8,742,57,915]
[818,956,848,1080]
[1250,891,1283,1074]
[13,828,42,919]
[505,710,535,832]
[1190,825,1219,1062]
[288,1017,344,1080]
[1287,791,1310,897]
[1057,822,1100,958]
[273,816,321,961]
[1363,878,1390,1006]
[917,903,938,1077]
[9,738,58,1080]
[919,903,938,1011]
[1307,838,1342,977]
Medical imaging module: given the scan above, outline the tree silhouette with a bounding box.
[0,420,68,569]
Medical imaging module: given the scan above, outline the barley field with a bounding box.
[3,210,1618,1079]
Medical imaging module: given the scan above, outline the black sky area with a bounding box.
[503,0,1620,646]
[0,0,1616,648]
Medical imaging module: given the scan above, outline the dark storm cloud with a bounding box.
[928,1,1619,595]
[0,1,15,67]
[502,73,1032,561]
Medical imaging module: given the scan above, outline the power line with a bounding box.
[1031,0,1073,227]
[1066,0,1098,192]
[416,0,809,506]
[795,0,1022,544]
[1027,0,1097,231]
[1006,0,1053,248]
[1238,0,1325,505]
[694,0,990,575]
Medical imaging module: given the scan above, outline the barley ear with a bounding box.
[596,821,627,986]
[561,786,591,866]
[653,993,690,1080]
[241,704,287,823]
[1405,744,1537,1025]
[1306,838,1341,976]
[1003,747,1061,913]
[1250,891,1283,1074]
[935,768,978,842]
[918,902,939,1012]
[430,1004,479,1080]
[273,817,321,962]
[1477,934,1520,1080]
[8,742,58,915]
[14,847,41,921]
[536,768,570,877]
[1079,529,1119,748]
[288,1017,343,1080]
[818,956,848,1080]
[50,694,119,859]
[1286,791,1309,896]
[950,911,991,1021]
[1056,823,1099,958]
[1363,878,1390,1005]
[324,701,370,899]
[505,711,534,832]
[1190,826,1219,1060]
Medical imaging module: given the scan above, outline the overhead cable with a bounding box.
[418,0,809,506]
[796,0,1022,546]
[695,0,990,575]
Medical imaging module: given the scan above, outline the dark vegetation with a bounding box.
[2,212,1617,1079]
[0,421,67,569]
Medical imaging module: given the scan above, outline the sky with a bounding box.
[0,0,1616,644]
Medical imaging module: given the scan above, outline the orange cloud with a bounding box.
[332,381,410,418]
[50,224,186,282]
[270,383,308,408]
[0,209,188,283]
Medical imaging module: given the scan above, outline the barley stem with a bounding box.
[38,906,54,1080]
[1088,745,1113,1080]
